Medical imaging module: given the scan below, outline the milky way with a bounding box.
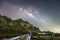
[0,0,60,33]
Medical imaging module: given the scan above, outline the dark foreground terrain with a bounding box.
[0,15,60,40]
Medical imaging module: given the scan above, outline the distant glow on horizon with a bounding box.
[51,27,60,33]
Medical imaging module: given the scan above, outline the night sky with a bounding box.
[0,0,60,33]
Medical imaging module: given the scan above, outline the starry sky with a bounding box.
[0,0,60,33]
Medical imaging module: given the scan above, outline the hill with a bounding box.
[0,15,60,40]
[0,15,41,37]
